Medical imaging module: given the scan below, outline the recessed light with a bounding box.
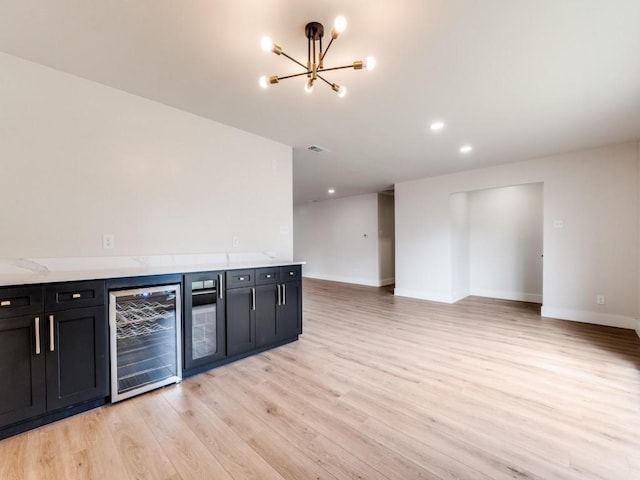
[430,121,445,132]
[328,188,335,194]
[459,145,473,154]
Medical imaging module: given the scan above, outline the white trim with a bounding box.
[450,290,470,303]
[303,273,385,287]
[470,288,543,304]
[394,288,455,304]
[541,306,636,330]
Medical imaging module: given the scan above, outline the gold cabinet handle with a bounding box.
[49,315,55,352]
[282,284,286,305]
[1,300,11,307]
[35,317,41,355]
[72,293,81,299]
[251,287,256,311]
[218,274,224,300]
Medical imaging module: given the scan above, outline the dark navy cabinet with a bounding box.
[225,269,256,357]
[0,281,108,437]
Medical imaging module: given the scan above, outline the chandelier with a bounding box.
[259,16,376,97]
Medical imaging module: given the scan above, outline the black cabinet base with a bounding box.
[182,335,299,379]
[0,398,106,441]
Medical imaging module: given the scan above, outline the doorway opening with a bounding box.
[450,182,543,305]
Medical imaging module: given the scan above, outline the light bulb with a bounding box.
[430,121,445,131]
[261,36,273,52]
[460,145,473,154]
[334,16,347,33]
[337,85,347,98]
[304,79,314,93]
[259,76,268,89]
[365,56,376,71]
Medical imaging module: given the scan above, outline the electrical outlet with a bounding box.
[103,234,115,249]
[232,236,239,247]
[596,294,605,305]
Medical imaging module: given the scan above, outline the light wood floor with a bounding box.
[2,278,640,479]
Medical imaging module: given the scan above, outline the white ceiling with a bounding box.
[1,1,640,204]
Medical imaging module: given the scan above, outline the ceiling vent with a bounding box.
[307,145,330,153]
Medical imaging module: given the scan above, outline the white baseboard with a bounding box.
[450,290,470,303]
[393,288,455,304]
[471,288,542,304]
[303,273,389,288]
[541,306,637,330]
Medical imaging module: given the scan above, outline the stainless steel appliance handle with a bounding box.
[282,284,286,305]
[218,274,224,299]
[49,315,55,352]
[251,287,256,311]
[35,317,41,355]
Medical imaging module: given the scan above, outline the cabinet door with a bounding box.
[45,306,108,411]
[278,281,302,341]
[184,272,226,370]
[0,315,46,427]
[255,284,279,348]
[226,287,255,357]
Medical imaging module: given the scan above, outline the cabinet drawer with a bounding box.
[45,281,105,311]
[0,286,43,319]
[255,268,279,285]
[226,270,255,289]
[279,265,301,281]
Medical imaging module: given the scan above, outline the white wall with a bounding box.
[396,142,639,329]
[378,193,395,285]
[450,192,469,302]
[294,193,383,286]
[0,53,293,260]
[468,183,543,303]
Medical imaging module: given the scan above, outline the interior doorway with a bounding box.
[451,183,544,304]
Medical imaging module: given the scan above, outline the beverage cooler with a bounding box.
[183,271,226,372]
[108,283,182,403]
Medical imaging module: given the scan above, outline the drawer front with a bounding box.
[255,268,279,285]
[225,269,255,289]
[0,286,43,319]
[45,281,105,311]
[279,265,301,282]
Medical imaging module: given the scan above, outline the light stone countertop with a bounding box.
[0,253,304,287]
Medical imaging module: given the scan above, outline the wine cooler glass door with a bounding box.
[109,284,182,402]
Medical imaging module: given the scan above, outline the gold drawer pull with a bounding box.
[72,293,81,299]
[0,300,11,306]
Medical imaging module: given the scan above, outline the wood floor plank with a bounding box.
[162,384,288,480]
[1,278,639,479]
[134,391,234,480]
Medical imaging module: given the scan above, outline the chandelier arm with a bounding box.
[315,73,334,87]
[320,37,335,63]
[280,51,308,71]
[277,71,313,81]
[318,64,358,73]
